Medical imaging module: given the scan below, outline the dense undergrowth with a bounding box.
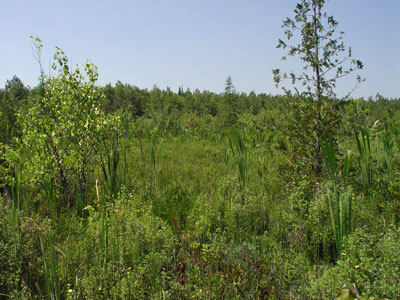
[1,54,400,299]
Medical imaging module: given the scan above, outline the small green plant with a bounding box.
[336,284,389,300]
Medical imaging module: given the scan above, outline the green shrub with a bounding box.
[0,201,51,299]
[57,190,176,299]
[307,226,400,299]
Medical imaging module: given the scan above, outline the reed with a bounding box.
[40,235,60,300]
[120,136,128,188]
[318,132,337,180]
[327,187,353,257]
[319,131,353,258]
[353,125,373,194]
[382,129,394,177]
[148,132,162,189]
[96,180,109,269]
[100,133,127,199]
[8,167,23,290]
[229,126,247,191]
[96,178,110,294]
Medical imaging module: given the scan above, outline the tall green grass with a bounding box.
[100,133,129,199]
[319,132,337,180]
[327,187,353,257]
[40,236,60,300]
[229,126,247,192]
[11,170,23,291]
[319,131,353,258]
[381,128,394,178]
[354,125,373,194]
[95,179,109,270]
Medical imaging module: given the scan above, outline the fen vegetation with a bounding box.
[1,1,400,299]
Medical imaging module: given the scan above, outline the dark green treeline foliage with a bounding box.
[0,76,29,145]
[1,72,400,299]
[100,80,279,121]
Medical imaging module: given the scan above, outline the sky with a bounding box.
[1,0,399,99]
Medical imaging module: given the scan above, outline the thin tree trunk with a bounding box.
[313,1,323,176]
[81,166,87,201]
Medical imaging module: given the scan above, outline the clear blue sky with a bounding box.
[1,0,399,98]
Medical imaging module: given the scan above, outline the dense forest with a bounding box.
[1,1,400,299]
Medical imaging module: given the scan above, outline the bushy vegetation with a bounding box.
[1,2,400,299]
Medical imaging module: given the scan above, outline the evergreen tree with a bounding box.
[222,76,238,125]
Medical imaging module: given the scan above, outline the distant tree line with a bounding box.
[1,75,400,147]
